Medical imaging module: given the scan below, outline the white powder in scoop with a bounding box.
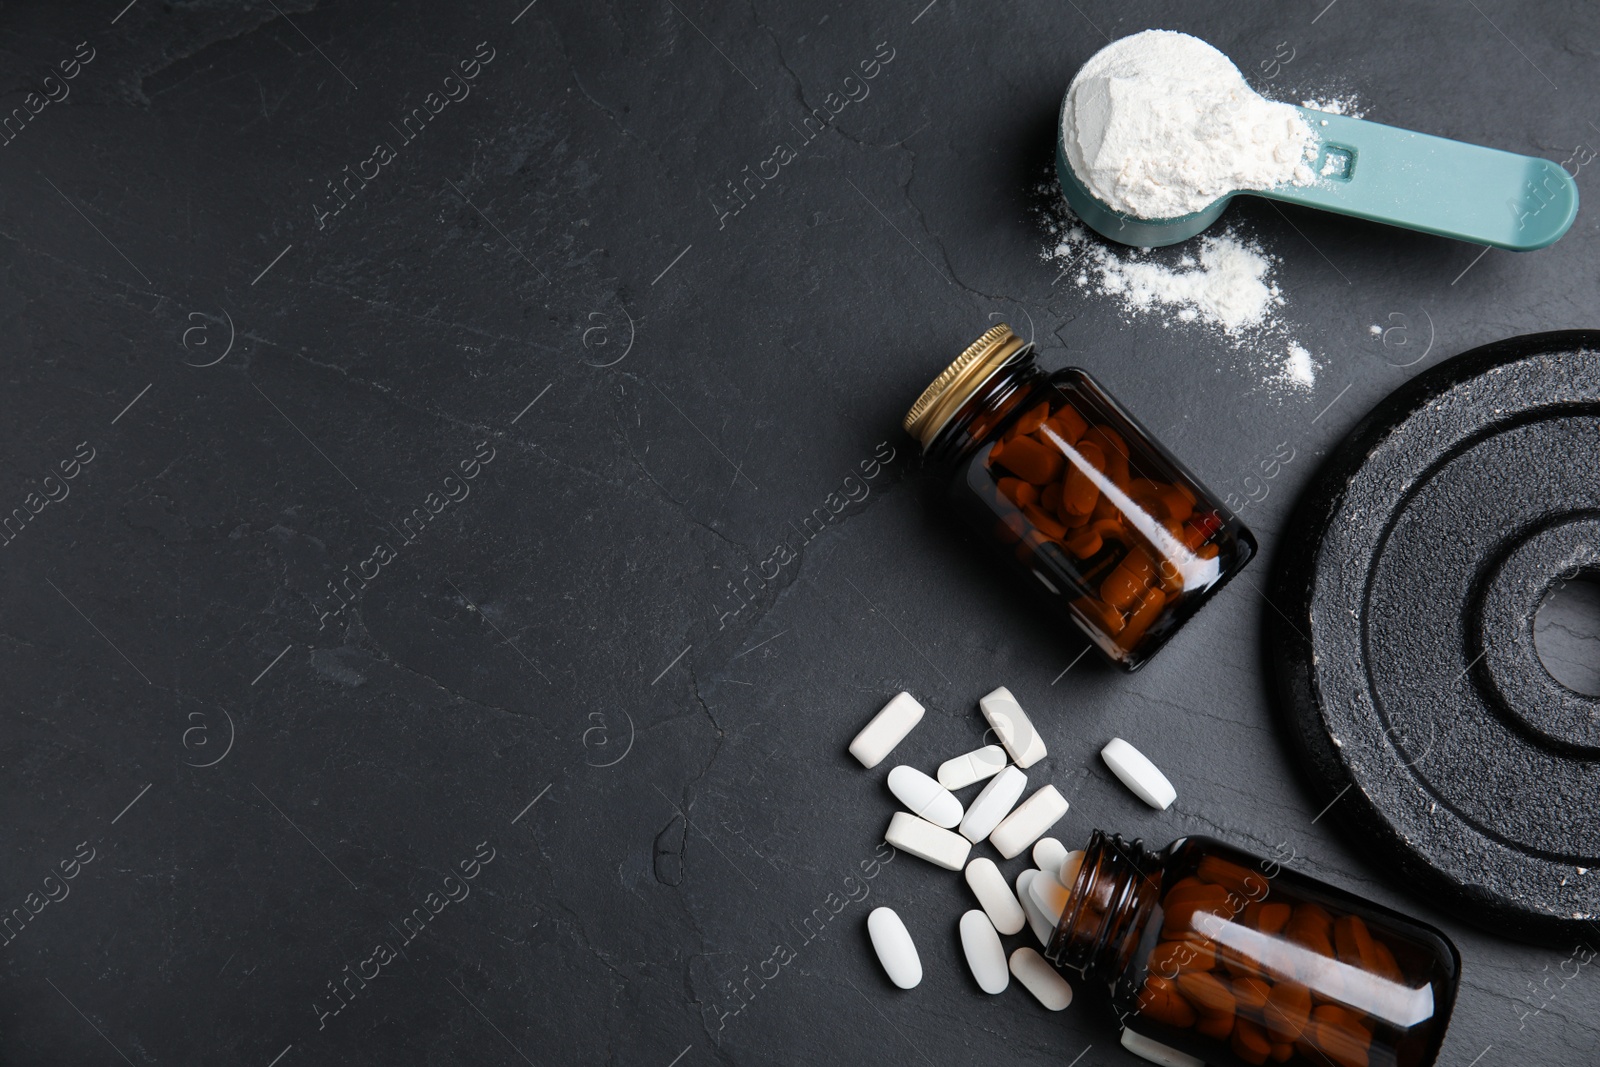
[1063,30,1317,219]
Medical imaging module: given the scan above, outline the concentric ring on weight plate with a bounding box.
[1270,330,1600,945]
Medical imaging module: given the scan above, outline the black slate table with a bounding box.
[2,2,1597,1065]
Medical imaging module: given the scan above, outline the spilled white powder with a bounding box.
[1037,188,1321,394]
[1042,205,1281,334]
[1300,96,1367,119]
[1063,30,1317,219]
[1282,342,1318,389]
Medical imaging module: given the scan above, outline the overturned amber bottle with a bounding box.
[1047,831,1460,1067]
[904,324,1255,670]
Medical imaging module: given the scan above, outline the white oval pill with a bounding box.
[867,906,922,990]
[1032,836,1068,874]
[1121,1028,1204,1067]
[885,811,971,871]
[1061,848,1085,891]
[959,765,1027,842]
[1015,869,1055,947]
[1029,869,1070,925]
[1009,947,1073,1010]
[1101,737,1176,810]
[964,858,1026,936]
[990,785,1069,859]
[886,765,963,829]
[936,744,1008,790]
[849,692,925,769]
[979,686,1048,769]
[959,910,1008,994]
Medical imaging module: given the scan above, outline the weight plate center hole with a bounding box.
[1533,571,1600,696]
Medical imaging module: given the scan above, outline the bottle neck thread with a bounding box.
[1047,830,1161,979]
[924,350,1044,464]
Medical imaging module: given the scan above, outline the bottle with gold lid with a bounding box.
[903,324,1256,670]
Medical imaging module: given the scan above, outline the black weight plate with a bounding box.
[1271,331,1600,945]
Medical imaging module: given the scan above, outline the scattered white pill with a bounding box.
[1009,947,1074,1010]
[978,686,1048,769]
[1060,848,1085,891]
[849,692,925,769]
[1121,1028,1204,1067]
[1029,869,1071,925]
[959,765,1027,842]
[1100,737,1177,810]
[885,811,972,871]
[964,858,1026,936]
[1032,836,1068,874]
[936,744,1008,790]
[959,910,1009,994]
[1015,869,1056,947]
[886,765,963,829]
[866,907,922,990]
[989,785,1069,859]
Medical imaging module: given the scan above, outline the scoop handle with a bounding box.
[1264,110,1579,251]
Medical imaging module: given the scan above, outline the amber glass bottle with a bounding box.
[1046,831,1460,1067]
[904,324,1255,670]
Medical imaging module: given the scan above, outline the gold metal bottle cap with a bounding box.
[902,323,1032,451]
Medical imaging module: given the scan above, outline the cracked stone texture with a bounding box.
[0,1,1597,1065]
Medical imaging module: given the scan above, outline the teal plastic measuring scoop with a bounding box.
[1055,102,1580,251]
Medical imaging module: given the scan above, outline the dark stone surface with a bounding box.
[1269,333,1600,944]
[0,1,1596,1064]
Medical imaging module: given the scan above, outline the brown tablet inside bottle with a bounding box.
[904,324,1256,670]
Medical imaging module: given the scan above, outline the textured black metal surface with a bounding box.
[1271,332,1600,944]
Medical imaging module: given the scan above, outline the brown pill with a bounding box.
[1082,426,1131,488]
[1163,884,1232,939]
[1250,902,1292,935]
[1072,595,1125,636]
[1286,904,1334,955]
[1333,915,1380,971]
[1116,587,1167,650]
[1101,545,1158,612]
[1007,401,1051,439]
[1151,938,1216,975]
[1196,1010,1235,1040]
[1311,1004,1373,1067]
[1231,1019,1273,1065]
[1263,981,1311,1042]
[1215,946,1266,981]
[1157,555,1185,594]
[1269,1043,1294,1063]
[1140,975,1198,1028]
[1064,528,1103,559]
[997,477,1037,509]
[1047,403,1089,444]
[1159,486,1194,524]
[1039,481,1063,515]
[1060,441,1106,515]
[996,435,1063,485]
[1369,939,1404,982]
[1232,975,1272,1013]
[1176,971,1237,1017]
[1164,876,1210,902]
[1197,856,1261,896]
[1023,504,1068,540]
[1287,924,1335,959]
